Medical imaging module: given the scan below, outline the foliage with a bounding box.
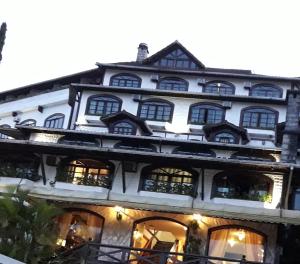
[0,189,63,263]
[0,22,7,62]
[185,235,201,255]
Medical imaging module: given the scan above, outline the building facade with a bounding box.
[0,41,300,263]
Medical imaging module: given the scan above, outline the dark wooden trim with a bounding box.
[85,94,122,116]
[203,80,236,95]
[188,102,226,125]
[73,91,82,130]
[137,98,175,122]
[239,106,279,130]
[109,72,142,88]
[72,84,287,105]
[206,224,267,262]
[157,76,189,91]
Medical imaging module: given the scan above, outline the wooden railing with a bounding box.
[49,243,267,264]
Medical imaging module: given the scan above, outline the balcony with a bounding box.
[50,243,267,264]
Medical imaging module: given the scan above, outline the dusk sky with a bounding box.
[0,0,299,91]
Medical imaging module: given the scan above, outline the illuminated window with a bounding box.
[157,77,188,91]
[109,73,141,88]
[209,227,265,262]
[86,95,121,116]
[188,103,225,125]
[204,81,235,95]
[57,159,113,188]
[56,209,103,250]
[44,113,64,129]
[141,166,197,196]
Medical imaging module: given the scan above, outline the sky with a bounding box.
[0,0,300,91]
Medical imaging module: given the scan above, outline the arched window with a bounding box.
[114,141,156,152]
[109,120,137,135]
[138,99,173,122]
[208,226,265,262]
[203,81,235,95]
[109,73,141,88]
[44,113,65,129]
[212,172,273,202]
[153,49,199,70]
[0,124,10,139]
[214,132,238,144]
[231,151,276,162]
[20,119,36,126]
[188,103,225,125]
[157,77,188,91]
[250,84,282,98]
[56,209,104,249]
[56,159,114,188]
[241,107,277,129]
[173,146,215,157]
[140,166,198,196]
[86,95,121,116]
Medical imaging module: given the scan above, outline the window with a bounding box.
[109,120,136,135]
[188,103,224,125]
[57,159,113,188]
[0,124,10,139]
[241,107,277,129]
[157,77,188,91]
[212,172,273,202]
[44,113,65,129]
[153,49,199,70]
[20,119,36,126]
[208,226,265,262]
[250,84,282,98]
[109,73,141,88]
[204,81,235,95]
[231,151,276,162]
[173,146,215,157]
[139,100,173,122]
[86,95,121,116]
[56,209,103,250]
[141,166,197,196]
[58,136,99,147]
[214,132,237,144]
[115,141,156,152]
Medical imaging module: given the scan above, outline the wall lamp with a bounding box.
[114,206,124,221]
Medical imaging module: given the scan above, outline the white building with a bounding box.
[0,41,300,263]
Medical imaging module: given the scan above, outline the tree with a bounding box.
[0,189,63,263]
[0,22,7,62]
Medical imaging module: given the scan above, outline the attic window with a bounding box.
[110,120,137,135]
[153,49,199,70]
[214,132,238,144]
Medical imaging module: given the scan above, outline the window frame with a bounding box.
[157,77,189,91]
[138,99,174,122]
[44,113,65,129]
[114,141,156,152]
[139,165,198,197]
[172,146,216,157]
[212,131,239,144]
[188,103,225,125]
[203,80,235,95]
[250,83,283,98]
[240,106,278,130]
[19,119,36,126]
[109,119,137,135]
[109,73,142,88]
[85,94,122,116]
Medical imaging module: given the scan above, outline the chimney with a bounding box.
[136,43,148,63]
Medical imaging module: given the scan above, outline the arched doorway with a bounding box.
[208,225,266,262]
[55,208,104,250]
[131,217,188,262]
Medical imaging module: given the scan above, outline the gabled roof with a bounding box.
[203,120,249,144]
[142,40,205,69]
[101,110,152,135]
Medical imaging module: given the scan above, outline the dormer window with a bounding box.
[86,95,122,116]
[110,120,136,135]
[250,84,282,98]
[214,132,237,144]
[157,77,188,91]
[109,73,141,88]
[138,99,173,122]
[188,103,224,125]
[153,49,199,70]
[203,81,235,95]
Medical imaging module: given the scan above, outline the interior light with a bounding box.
[227,238,236,247]
[193,213,202,223]
[236,229,246,241]
[133,230,142,240]
[114,206,124,221]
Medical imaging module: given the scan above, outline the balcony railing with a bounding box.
[49,243,268,264]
